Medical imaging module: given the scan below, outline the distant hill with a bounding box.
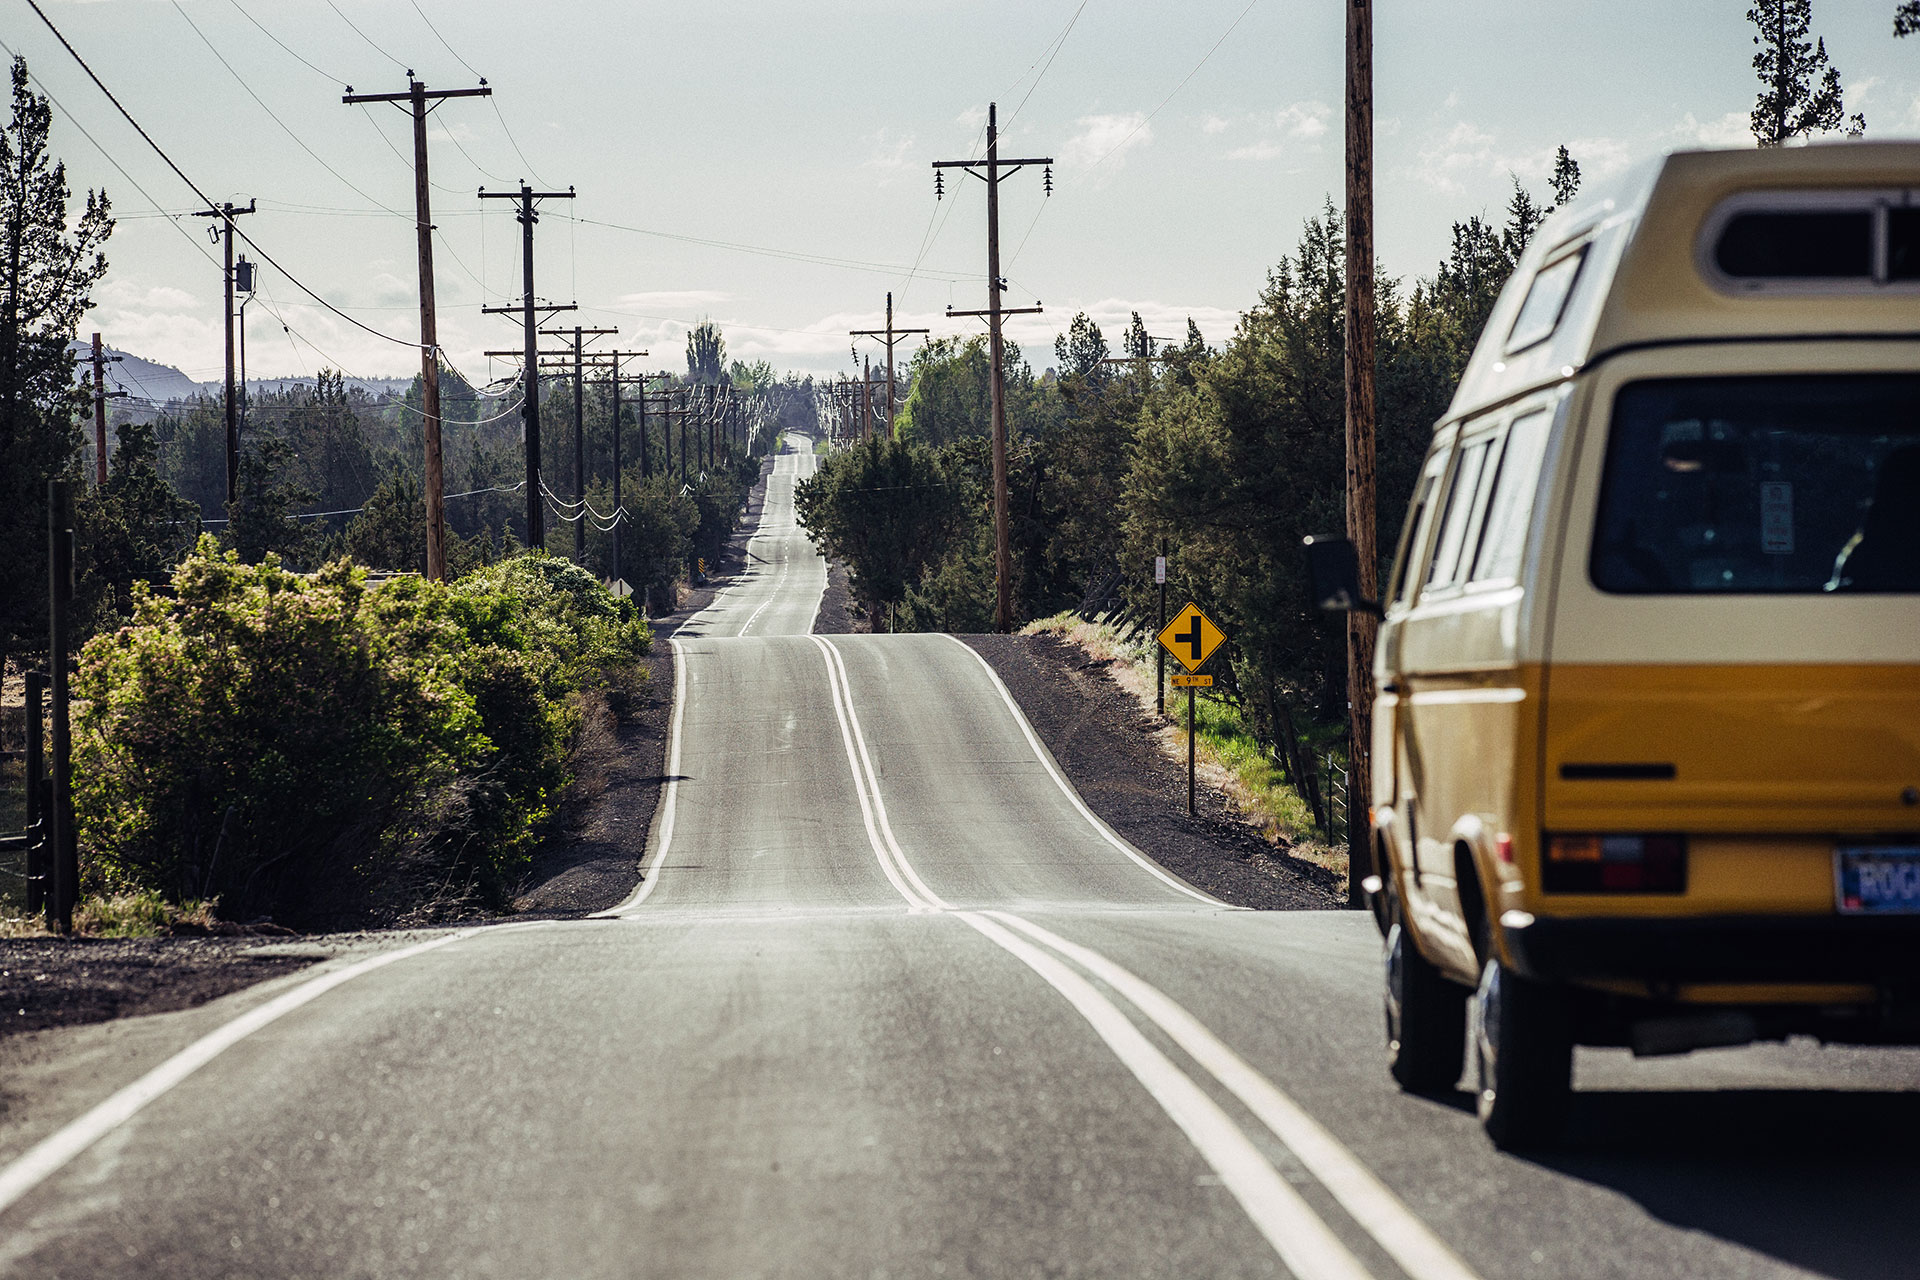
[66,342,413,413]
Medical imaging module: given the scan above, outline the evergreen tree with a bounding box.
[1748,0,1864,145]
[0,55,113,661]
[685,321,726,384]
[1898,2,1920,37]
[77,414,198,630]
[1548,146,1582,211]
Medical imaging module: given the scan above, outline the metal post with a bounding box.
[23,670,45,914]
[47,481,75,933]
[1187,684,1196,818]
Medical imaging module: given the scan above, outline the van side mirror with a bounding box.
[1303,534,1383,616]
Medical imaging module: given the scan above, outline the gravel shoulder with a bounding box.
[961,633,1344,911]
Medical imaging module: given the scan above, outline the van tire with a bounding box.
[1385,914,1467,1094]
[1472,956,1573,1150]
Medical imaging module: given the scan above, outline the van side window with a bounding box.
[1424,436,1496,592]
[1470,409,1552,584]
[1506,248,1587,353]
[1390,450,1450,608]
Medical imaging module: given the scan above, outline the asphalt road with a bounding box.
[2,439,1916,1278]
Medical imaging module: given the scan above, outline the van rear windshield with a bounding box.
[1591,376,1920,594]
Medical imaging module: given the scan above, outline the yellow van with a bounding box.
[1311,142,1920,1149]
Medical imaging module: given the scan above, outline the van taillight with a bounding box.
[1544,834,1686,893]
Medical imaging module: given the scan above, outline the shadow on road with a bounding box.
[1542,1090,1920,1279]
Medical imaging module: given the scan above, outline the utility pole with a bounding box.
[542,324,617,561]
[936,102,1050,632]
[850,291,928,440]
[88,333,123,485]
[861,356,873,443]
[343,76,491,580]
[193,199,256,505]
[602,350,648,581]
[1344,0,1379,908]
[480,180,575,549]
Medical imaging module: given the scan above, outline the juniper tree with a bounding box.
[0,55,113,661]
[1748,0,1864,145]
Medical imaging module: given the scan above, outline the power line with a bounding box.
[322,0,409,73]
[1091,0,1260,170]
[407,0,486,82]
[171,2,410,219]
[574,215,979,281]
[490,98,549,188]
[1003,0,1089,128]
[224,0,345,87]
[24,0,422,352]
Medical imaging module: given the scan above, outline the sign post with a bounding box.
[1156,602,1225,817]
[1154,545,1167,717]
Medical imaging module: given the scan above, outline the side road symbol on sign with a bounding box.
[1157,602,1224,673]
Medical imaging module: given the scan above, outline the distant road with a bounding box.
[2,436,1916,1278]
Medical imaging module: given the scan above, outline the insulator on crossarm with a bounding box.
[935,170,945,200]
[1043,165,1052,196]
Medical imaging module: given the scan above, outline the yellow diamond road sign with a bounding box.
[1157,603,1225,673]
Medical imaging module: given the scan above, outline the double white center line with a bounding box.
[808,634,1480,1280]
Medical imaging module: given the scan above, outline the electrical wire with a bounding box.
[322,0,409,73]
[171,2,410,219]
[406,0,485,82]
[1003,0,1088,128]
[224,0,345,87]
[574,216,977,282]
[490,97,548,187]
[1090,0,1259,171]
[24,0,426,353]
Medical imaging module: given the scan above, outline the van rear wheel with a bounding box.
[1385,917,1467,1094]
[1472,957,1573,1150]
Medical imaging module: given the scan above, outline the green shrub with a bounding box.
[71,538,649,926]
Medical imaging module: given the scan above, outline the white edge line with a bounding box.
[807,635,930,911]
[940,633,1224,907]
[953,911,1373,1280]
[987,910,1484,1280]
[605,636,687,914]
[0,927,481,1219]
[817,638,951,910]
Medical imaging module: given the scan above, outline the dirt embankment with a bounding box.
[963,633,1344,911]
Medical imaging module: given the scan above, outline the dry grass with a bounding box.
[1023,613,1347,881]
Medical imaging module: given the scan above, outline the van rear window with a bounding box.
[1714,211,1874,279]
[1591,376,1920,594]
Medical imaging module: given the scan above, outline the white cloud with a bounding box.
[1275,101,1331,140]
[1674,110,1754,149]
[865,129,916,170]
[956,106,987,136]
[612,289,732,308]
[1226,141,1285,162]
[1564,136,1633,182]
[1201,114,1231,135]
[1064,113,1151,169]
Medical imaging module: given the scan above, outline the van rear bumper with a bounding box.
[1503,913,1920,984]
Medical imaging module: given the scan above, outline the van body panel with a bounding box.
[1542,663,1920,836]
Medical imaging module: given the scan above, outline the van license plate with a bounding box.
[1835,846,1920,915]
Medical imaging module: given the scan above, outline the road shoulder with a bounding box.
[961,633,1343,911]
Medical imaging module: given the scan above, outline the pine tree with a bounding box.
[1899,3,1920,37]
[1548,146,1582,211]
[0,55,113,661]
[1748,0,1864,146]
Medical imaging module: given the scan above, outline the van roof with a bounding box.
[1445,141,1920,425]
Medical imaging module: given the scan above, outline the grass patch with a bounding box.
[1024,612,1347,882]
[71,890,220,938]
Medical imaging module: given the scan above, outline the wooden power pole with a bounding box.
[850,291,928,440]
[1344,0,1379,908]
[192,199,255,505]
[480,181,575,549]
[936,103,1049,632]
[344,76,490,581]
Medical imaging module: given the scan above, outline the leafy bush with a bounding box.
[71,538,648,926]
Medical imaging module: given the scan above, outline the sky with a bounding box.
[8,0,1920,390]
